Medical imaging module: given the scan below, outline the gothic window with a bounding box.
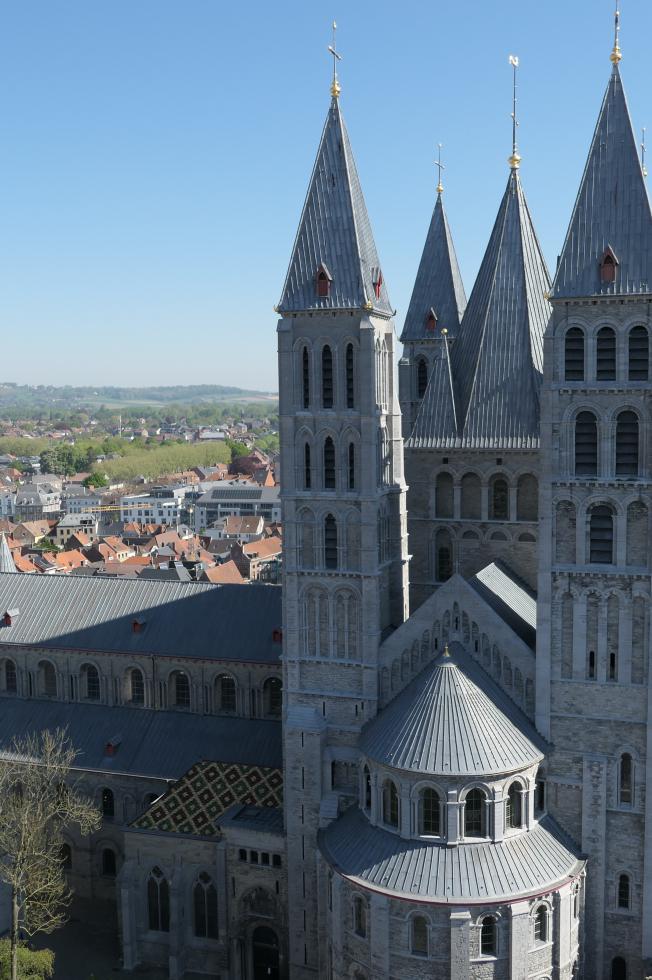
[516,474,538,521]
[215,674,236,714]
[129,668,144,704]
[346,343,355,408]
[505,782,522,829]
[102,848,117,877]
[480,916,496,956]
[597,327,617,379]
[4,659,16,693]
[417,358,428,398]
[299,509,315,567]
[322,346,333,408]
[193,872,218,939]
[464,789,486,837]
[627,501,648,566]
[171,671,190,708]
[82,664,100,701]
[533,906,549,944]
[628,326,649,381]
[305,587,329,658]
[435,472,454,518]
[263,677,282,718]
[147,867,170,932]
[353,896,367,938]
[377,428,390,485]
[324,514,338,569]
[535,775,546,815]
[588,649,596,679]
[615,411,639,476]
[316,264,332,298]
[411,916,428,956]
[618,874,631,910]
[600,248,618,284]
[363,767,371,811]
[589,505,614,564]
[38,661,57,698]
[323,437,335,489]
[435,529,452,582]
[302,346,310,408]
[490,477,509,520]
[304,443,311,489]
[335,590,359,660]
[382,780,399,828]
[564,327,585,380]
[611,957,627,980]
[348,443,355,490]
[418,788,440,836]
[575,412,598,475]
[101,788,115,818]
[619,753,633,806]
[460,472,481,519]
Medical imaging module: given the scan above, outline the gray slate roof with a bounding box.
[407,336,459,447]
[278,97,392,316]
[0,573,281,664]
[320,807,583,903]
[450,170,550,449]
[0,697,282,778]
[554,66,652,298]
[360,643,544,777]
[400,193,467,342]
[0,534,16,574]
[469,561,536,650]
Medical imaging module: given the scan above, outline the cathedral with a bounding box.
[0,11,649,980]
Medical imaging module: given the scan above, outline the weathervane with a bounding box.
[328,21,342,99]
[642,128,648,178]
[611,1,622,64]
[435,143,445,195]
[508,54,521,170]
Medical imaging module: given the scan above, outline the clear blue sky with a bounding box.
[1,1,651,391]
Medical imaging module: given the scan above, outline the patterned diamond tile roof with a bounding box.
[278,97,392,316]
[400,193,467,342]
[451,170,550,449]
[554,66,652,298]
[360,643,544,777]
[406,336,458,447]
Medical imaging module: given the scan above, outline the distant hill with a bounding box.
[0,383,277,411]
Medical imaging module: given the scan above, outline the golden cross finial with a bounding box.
[328,21,342,99]
[435,143,445,195]
[611,2,622,64]
[508,54,521,170]
[642,128,648,178]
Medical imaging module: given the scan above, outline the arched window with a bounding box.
[324,514,338,569]
[589,505,614,564]
[516,474,538,521]
[101,788,115,819]
[363,767,371,811]
[353,895,367,937]
[263,677,282,718]
[193,871,218,939]
[147,867,170,932]
[534,905,548,944]
[302,346,310,408]
[628,326,649,381]
[490,477,509,520]
[535,775,546,815]
[435,472,454,518]
[618,874,631,910]
[382,780,399,828]
[38,661,57,698]
[615,411,639,475]
[611,957,627,980]
[303,443,311,490]
[480,916,496,956]
[418,788,440,836]
[435,529,452,582]
[4,659,16,694]
[61,843,72,870]
[129,668,144,704]
[505,782,522,829]
[102,848,117,877]
[600,250,618,284]
[619,753,633,806]
[82,664,100,701]
[347,442,356,490]
[215,674,236,714]
[597,327,617,379]
[575,412,598,475]
[323,437,335,489]
[464,789,486,837]
[346,343,355,409]
[417,358,428,398]
[322,346,333,409]
[411,916,428,956]
[171,671,190,708]
[565,327,585,380]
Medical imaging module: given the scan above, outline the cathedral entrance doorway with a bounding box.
[252,925,279,979]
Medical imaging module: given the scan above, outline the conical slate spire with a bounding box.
[0,533,17,574]
[278,97,392,316]
[400,193,467,342]
[553,66,652,298]
[452,170,550,449]
[406,334,458,448]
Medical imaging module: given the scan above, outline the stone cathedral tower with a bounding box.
[276,71,409,978]
[537,39,652,980]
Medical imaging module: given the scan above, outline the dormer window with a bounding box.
[425,308,438,332]
[372,268,383,299]
[600,246,619,284]
[316,263,332,298]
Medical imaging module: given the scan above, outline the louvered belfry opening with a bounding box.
[417,358,428,398]
[322,346,333,408]
[323,437,335,489]
[589,505,614,564]
[575,412,598,475]
[565,327,585,380]
[596,327,616,380]
[628,325,649,380]
[345,343,355,408]
[302,347,310,408]
[615,411,639,475]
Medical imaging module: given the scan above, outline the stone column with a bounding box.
[167,867,183,980]
[581,755,607,979]
[493,790,505,842]
[216,844,227,940]
[557,885,573,977]
[446,790,460,844]
[369,893,390,977]
[453,484,462,520]
[572,593,586,679]
[596,600,608,683]
[509,900,530,980]
[370,770,378,827]
[618,596,633,685]
[330,874,343,979]
[450,910,471,980]
[400,785,411,839]
[119,861,138,971]
[509,485,518,523]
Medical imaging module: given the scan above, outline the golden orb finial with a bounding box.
[610,3,622,63]
[328,21,342,98]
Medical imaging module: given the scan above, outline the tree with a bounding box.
[82,472,107,488]
[0,729,101,980]
[0,941,53,980]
